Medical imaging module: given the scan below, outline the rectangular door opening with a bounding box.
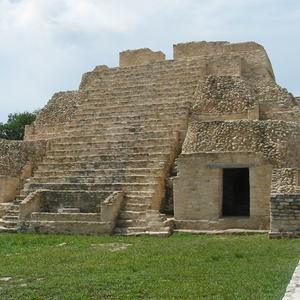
[222,168,250,217]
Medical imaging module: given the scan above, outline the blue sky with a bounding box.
[0,0,299,122]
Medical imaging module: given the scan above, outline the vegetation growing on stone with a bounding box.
[0,112,37,140]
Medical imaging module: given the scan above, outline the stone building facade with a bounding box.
[0,41,299,237]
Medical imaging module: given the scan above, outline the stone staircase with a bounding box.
[0,193,25,232]
[0,58,204,235]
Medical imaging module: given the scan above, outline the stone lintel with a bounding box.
[207,163,255,169]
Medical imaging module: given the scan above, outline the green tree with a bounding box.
[0,111,37,140]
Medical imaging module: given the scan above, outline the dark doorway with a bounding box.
[222,168,250,217]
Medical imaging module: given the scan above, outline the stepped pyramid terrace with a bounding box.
[0,41,299,237]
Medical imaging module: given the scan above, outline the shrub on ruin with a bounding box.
[0,111,37,140]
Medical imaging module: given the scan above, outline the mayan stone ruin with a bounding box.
[0,41,299,237]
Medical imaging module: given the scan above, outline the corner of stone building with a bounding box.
[119,48,165,67]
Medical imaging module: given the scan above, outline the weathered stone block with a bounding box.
[119,48,165,67]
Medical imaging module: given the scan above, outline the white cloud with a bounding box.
[0,0,140,34]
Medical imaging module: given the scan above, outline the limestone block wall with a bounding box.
[204,55,245,77]
[119,48,165,67]
[269,168,300,237]
[173,152,271,230]
[0,176,19,203]
[270,194,300,237]
[40,191,110,213]
[0,139,47,202]
[173,41,275,81]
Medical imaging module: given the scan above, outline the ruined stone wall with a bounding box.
[192,76,255,114]
[252,80,294,105]
[35,91,82,126]
[182,120,300,168]
[270,194,300,237]
[0,140,25,177]
[252,80,300,122]
[272,168,300,194]
[270,168,300,237]
[25,91,83,141]
[119,48,165,67]
[191,75,299,122]
[0,139,47,175]
[0,139,47,202]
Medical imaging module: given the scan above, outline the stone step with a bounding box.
[81,96,190,106]
[24,182,158,192]
[57,123,185,138]
[28,174,162,184]
[116,219,146,227]
[29,122,185,138]
[66,118,187,131]
[58,207,80,213]
[46,145,176,157]
[0,226,18,233]
[79,98,190,110]
[30,212,102,222]
[42,153,171,164]
[84,78,197,90]
[84,80,195,91]
[23,189,111,199]
[119,211,146,219]
[34,167,164,178]
[84,69,200,83]
[125,194,154,202]
[26,220,110,235]
[37,160,167,171]
[125,190,155,197]
[123,203,150,210]
[51,131,177,143]
[36,118,186,132]
[51,137,176,150]
[0,219,18,228]
[2,214,18,220]
[46,130,182,145]
[75,110,189,124]
[6,209,19,214]
[8,204,20,210]
[84,74,199,87]
[83,91,195,101]
[77,103,190,116]
[22,189,155,199]
[88,58,202,74]
[84,80,198,94]
[82,94,193,107]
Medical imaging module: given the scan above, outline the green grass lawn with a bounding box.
[0,233,299,300]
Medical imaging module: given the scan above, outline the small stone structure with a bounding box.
[0,41,299,236]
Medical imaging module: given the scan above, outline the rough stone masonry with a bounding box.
[0,41,299,237]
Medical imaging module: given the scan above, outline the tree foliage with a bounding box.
[0,112,37,140]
